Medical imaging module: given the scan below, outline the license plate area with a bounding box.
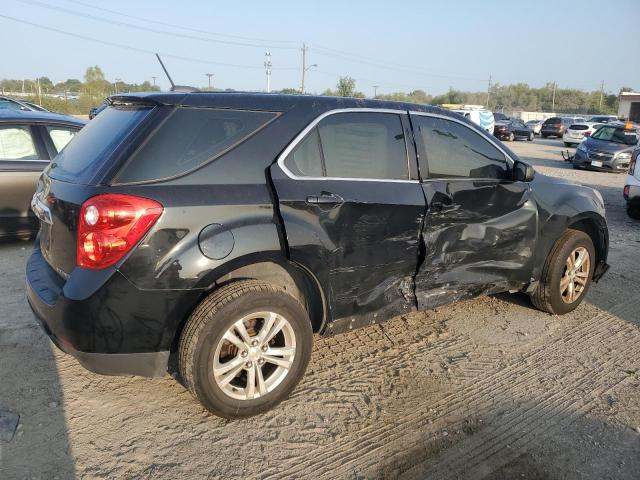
[591,160,603,167]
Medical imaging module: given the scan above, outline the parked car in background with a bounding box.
[563,123,600,147]
[451,107,495,135]
[0,95,49,112]
[494,118,535,141]
[588,115,617,124]
[573,122,640,172]
[541,117,584,138]
[26,92,608,418]
[0,109,84,239]
[526,119,544,135]
[624,147,640,219]
[89,102,108,120]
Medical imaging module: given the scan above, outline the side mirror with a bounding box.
[513,160,535,182]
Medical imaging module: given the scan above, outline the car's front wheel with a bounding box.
[530,229,595,315]
[528,132,534,141]
[508,132,515,141]
[178,280,313,418]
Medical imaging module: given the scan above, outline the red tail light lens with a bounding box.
[623,185,630,199]
[77,194,163,269]
[584,131,591,136]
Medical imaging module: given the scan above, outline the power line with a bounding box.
[61,0,299,45]
[0,13,297,71]
[16,0,298,50]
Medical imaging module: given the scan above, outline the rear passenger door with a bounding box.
[410,113,538,309]
[270,110,425,331]
[0,123,49,236]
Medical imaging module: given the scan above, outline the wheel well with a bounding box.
[170,261,325,354]
[568,218,605,266]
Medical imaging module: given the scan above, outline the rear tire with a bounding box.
[627,205,640,220]
[530,229,595,315]
[508,132,515,142]
[528,132,534,141]
[178,280,313,418]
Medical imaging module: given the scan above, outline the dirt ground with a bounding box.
[1,138,639,479]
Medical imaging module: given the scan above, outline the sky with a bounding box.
[1,0,639,96]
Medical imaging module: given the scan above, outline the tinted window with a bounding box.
[0,99,24,111]
[0,125,38,160]
[415,116,508,179]
[49,106,152,184]
[544,117,560,124]
[284,128,323,177]
[46,126,79,153]
[570,124,589,130]
[116,107,277,183]
[317,112,408,180]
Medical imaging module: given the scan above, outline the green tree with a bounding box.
[336,76,357,97]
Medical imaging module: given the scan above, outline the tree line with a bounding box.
[1,67,632,116]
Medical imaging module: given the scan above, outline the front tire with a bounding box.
[530,229,595,315]
[178,280,313,418]
[508,132,515,142]
[528,132,534,141]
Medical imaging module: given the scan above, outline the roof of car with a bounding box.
[0,108,85,126]
[109,91,452,116]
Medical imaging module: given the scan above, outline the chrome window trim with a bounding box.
[409,110,516,167]
[276,108,419,184]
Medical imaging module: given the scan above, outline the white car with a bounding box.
[624,148,640,219]
[525,119,543,135]
[451,108,495,135]
[563,123,601,147]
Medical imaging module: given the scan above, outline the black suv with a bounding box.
[26,93,609,418]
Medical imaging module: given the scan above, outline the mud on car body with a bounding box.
[26,92,609,418]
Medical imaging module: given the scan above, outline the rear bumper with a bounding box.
[26,239,199,377]
[541,128,563,136]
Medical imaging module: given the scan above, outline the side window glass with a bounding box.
[416,116,508,179]
[0,125,39,160]
[317,112,408,180]
[47,126,78,153]
[284,128,323,177]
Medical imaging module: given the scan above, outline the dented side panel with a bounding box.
[270,166,425,330]
[416,179,538,310]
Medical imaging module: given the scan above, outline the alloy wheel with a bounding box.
[212,311,296,401]
[560,247,590,303]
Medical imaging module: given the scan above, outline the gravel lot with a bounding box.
[1,138,639,479]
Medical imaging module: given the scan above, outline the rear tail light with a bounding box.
[623,185,630,199]
[584,131,591,136]
[77,194,163,269]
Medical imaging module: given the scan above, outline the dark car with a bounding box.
[26,93,609,418]
[0,110,84,239]
[0,95,49,112]
[540,116,584,138]
[89,102,107,120]
[493,118,535,141]
[573,122,639,172]
[493,112,510,122]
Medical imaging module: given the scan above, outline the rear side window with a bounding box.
[415,115,508,179]
[570,124,589,130]
[284,112,408,180]
[46,125,79,153]
[0,125,38,160]
[116,108,278,183]
[49,106,152,184]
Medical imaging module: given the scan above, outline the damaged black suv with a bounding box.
[26,93,609,418]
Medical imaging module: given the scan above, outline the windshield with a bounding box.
[590,125,639,145]
[48,105,153,184]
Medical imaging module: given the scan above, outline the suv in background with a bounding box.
[623,147,640,218]
[0,109,84,239]
[541,117,584,138]
[26,93,609,418]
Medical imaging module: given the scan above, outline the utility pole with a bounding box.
[152,76,156,86]
[486,74,492,108]
[264,51,272,93]
[301,43,307,93]
[21,79,25,94]
[551,81,557,112]
[206,73,214,90]
[36,78,42,105]
[373,85,379,98]
[115,78,121,94]
[599,80,605,110]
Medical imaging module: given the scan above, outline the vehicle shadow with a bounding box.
[0,241,75,479]
[369,401,640,480]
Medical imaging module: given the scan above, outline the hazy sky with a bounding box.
[2,0,639,95]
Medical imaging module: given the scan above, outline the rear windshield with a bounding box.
[591,126,639,145]
[570,124,589,130]
[544,117,560,124]
[48,106,152,184]
[115,107,278,183]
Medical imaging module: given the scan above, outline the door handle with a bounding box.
[306,193,344,205]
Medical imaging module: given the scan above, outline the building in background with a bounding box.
[618,91,640,122]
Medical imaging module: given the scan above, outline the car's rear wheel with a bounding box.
[508,132,515,142]
[528,132,534,141]
[530,229,595,315]
[178,280,313,418]
[627,204,640,220]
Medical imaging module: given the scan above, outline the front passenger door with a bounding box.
[410,113,538,310]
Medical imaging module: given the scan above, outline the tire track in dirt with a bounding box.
[262,297,640,479]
